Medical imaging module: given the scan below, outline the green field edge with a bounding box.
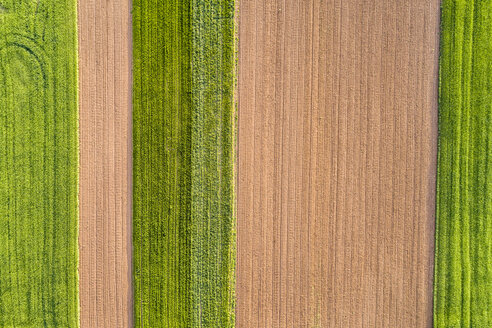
[0,1,80,327]
[434,0,491,327]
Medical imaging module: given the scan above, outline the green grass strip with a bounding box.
[133,0,236,327]
[0,1,79,327]
[434,0,491,327]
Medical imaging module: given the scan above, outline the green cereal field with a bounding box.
[0,1,79,327]
[434,0,491,326]
[132,0,236,326]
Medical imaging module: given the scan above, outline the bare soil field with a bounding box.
[78,0,132,326]
[237,0,440,327]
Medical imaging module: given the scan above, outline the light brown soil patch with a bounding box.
[237,0,440,327]
[78,0,133,326]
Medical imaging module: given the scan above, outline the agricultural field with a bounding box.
[237,0,440,326]
[132,0,235,327]
[434,0,492,327]
[0,0,490,327]
[0,1,79,327]
[77,0,133,327]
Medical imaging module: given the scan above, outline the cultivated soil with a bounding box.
[237,0,441,327]
[78,0,133,327]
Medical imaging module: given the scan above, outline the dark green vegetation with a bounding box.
[434,0,491,327]
[133,0,236,327]
[0,0,79,327]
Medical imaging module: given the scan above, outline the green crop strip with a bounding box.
[434,0,491,327]
[133,0,236,327]
[0,1,79,327]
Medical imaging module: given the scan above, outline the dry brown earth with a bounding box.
[237,0,440,327]
[78,0,132,326]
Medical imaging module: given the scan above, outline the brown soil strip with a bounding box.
[78,0,133,326]
[237,0,440,327]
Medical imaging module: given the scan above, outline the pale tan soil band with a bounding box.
[78,0,133,326]
[237,0,440,327]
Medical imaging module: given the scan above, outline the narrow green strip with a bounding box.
[133,0,236,326]
[191,1,236,326]
[434,0,491,327]
[0,1,79,327]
